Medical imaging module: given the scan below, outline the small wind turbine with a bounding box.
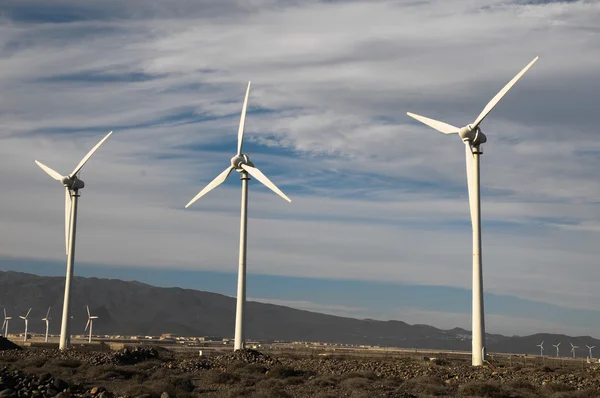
[406,56,538,366]
[85,306,98,343]
[35,131,113,350]
[185,82,292,350]
[19,308,31,342]
[586,345,595,360]
[42,307,51,343]
[553,342,561,357]
[537,341,544,356]
[571,343,579,358]
[2,308,11,337]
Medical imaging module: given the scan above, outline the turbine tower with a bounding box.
[571,343,579,358]
[84,306,98,343]
[42,307,51,343]
[553,342,561,357]
[586,345,595,360]
[34,131,113,350]
[406,57,538,366]
[537,341,544,356]
[2,309,11,337]
[185,82,291,350]
[19,308,32,342]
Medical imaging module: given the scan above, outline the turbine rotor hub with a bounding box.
[459,125,487,146]
[62,176,85,190]
[231,154,254,171]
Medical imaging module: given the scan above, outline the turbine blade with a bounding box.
[46,307,51,318]
[86,305,90,317]
[3,308,5,318]
[237,82,252,156]
[85,319,90,331]
[185,166,234,208]
[1,320,5,330]
[241,164,291,202]
[35,161,63,181]
[91,316,98,319]
[406,112,459,134]
[26,308,31,318]
[472,56,539,128]
[69,131,113,177]
[465,144,478,230]
[65,188,72,256]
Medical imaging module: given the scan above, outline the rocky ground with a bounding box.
[1,340,600,397]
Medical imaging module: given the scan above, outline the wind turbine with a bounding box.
[185,82,291,350]
[19,308,31,342]
[586,345,595,360]
[406,56,538,366]
[42,307,51,343]
[571,343,579,358]
[537,341,544,356]
[34,131,113,350]
[84,306,98,343]
[2,309,11,337]
[553,342,561,357]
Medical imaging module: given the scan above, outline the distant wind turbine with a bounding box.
[19,308,32,342]
[85,306,98,343]
[537,341,544,356]
[2,309,11,337]
[586,345,595,360]
[553,342,561,357]
[571,343,579,358]
[185,82,292,350]
[35,131,113,350]
[406,56,539,366]
[42,307,51,343]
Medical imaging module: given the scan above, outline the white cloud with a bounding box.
[0,0,599,335]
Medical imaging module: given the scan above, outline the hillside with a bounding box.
[0,271,597,355]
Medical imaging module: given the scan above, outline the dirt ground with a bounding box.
[1,343,600,397]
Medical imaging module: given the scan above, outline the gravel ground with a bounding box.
[1,343,600,397]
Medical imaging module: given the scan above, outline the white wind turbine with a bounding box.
[42,307,51,343]
[406,57,539,366]
[553,342,561,357]
[84,305,98,343]
[571,343,579,358]
[185,82,291,350]
[19,308,31,342]
[34,131,112,350]
[586,345,595,360]
[2,308,12,337]
[537,341,544,356]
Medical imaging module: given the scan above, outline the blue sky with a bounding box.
[0,0,599,338]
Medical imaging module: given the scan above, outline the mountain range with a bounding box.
[0,270,597,356]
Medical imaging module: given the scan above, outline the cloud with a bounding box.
[0,0,599,336]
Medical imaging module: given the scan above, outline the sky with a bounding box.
[0,0,599,338]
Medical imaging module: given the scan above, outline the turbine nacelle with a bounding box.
[61,176,85,190]
[231,154,254,171]
[459,125,487,146]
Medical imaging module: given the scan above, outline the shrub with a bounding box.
[404,376,450,396]
[458,381,507,398]
[207,370,240,385]
[51,359,82,368]
[267,366,304,379]
[340,377,369,389]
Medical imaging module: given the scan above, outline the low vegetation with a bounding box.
[1,345,600,397]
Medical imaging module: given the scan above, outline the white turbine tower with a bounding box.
[406,57,538,366]
[553,342,561,357]
[571,343,579,358]
[42,307,51,343]
[537,341,544,356]
[2,309,11,337]
[185,82,291,350]
[19,308,31,342]
[85,306,98,343]
[586,345,595,360]
[34,131,113,350]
